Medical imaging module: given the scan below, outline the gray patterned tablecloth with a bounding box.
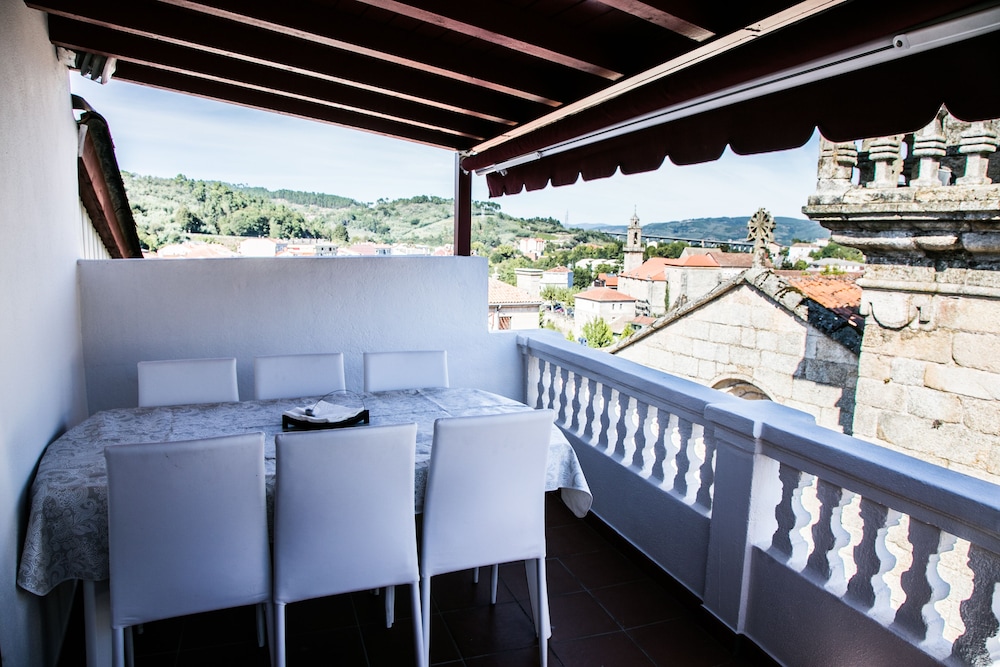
[17,388,592,596]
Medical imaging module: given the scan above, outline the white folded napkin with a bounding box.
[283,401,364,424]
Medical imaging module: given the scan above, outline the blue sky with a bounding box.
[72,76,821,227]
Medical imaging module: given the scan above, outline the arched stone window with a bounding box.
[712,379,771,401]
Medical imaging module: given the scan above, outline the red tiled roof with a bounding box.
[621,255,720,280]
[544,266,571,273]
[598,273,619,288]
[706,251,754,268]
[782,273,863,326]
[575,286,637,302]
[488,278,542,306]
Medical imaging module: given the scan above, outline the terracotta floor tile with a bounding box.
[548,591,620,641]
[590,579,689,629]
[551,632,657,666]
[56,502,778,667]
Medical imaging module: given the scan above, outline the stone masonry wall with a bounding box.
[616,283,859,432]
[852,265,1000,484]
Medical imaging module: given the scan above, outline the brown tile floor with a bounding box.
[57,493,776,666]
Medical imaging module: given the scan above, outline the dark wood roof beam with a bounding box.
[111,61,476,150]
[48,18,500,141]
[592,0,714,41]
[30,1,537,125]
[348,0,625,79]
[159,0,582,106]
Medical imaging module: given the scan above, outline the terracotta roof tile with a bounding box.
[783,273,864,327]
[488,278,542,306]
[706,251,754,268]
[575,286,637,302]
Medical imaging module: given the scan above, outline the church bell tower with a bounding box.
[623,211,643,273]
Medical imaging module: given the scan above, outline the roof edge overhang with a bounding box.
[74,96,144,258]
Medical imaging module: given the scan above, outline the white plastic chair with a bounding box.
[273,424,425,667]
[253,352,346,400]
[363,350,449,392]
[420,409,554,667]
[137,357,239,407]
[104,433,272,667]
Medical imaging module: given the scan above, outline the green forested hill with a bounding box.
[122,173,826,254]
[122,173,602,252]
[579,216,829,246]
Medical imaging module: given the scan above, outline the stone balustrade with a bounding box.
[518,330,1000,666]
[805,109,1000,266]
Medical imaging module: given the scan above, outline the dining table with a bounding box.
[18,387,592,666]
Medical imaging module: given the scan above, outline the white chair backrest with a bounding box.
[137,357,239,407]
[104,432,270,628]
[253,352,346,400]
[420,409,553,577]
[363,350,449,392]
[273,423,419,604]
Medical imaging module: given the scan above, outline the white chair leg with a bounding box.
[420,575,432,667]
[266,601,276,667]
[112,627,125,667]
[472,566,479,583]
[124,626,134,667]
[275,603,286,667]
[490,564,499,605]
[410,583,426,667]
[386,585,396,628]
[536,557,549,667]
[256,602,266,647]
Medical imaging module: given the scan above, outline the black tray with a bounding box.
[282,409,370,431]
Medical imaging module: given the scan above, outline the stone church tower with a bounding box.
[623,211,643,273]
[804,108,1000,484]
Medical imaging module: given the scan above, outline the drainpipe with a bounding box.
[453,152,472,256]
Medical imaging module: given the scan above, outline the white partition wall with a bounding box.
[78,256,521,413]
[0,4,91,666]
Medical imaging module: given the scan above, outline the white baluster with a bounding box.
[526,355,542,408]
[950,545,1000,665]
[695,424,716,511]
[805,480,852,595]
[892,518,944,642]
[567,371,582,434]
[611,390,631,461]
[769,465,812,572]
[846,498,902,625]
[630,401,652,475]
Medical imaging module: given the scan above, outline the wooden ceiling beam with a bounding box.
[49,18,503,141]
[160,0,600,105]
[31,0,544,125]
[348,0,625,79]
[110,61,477,150]
[592,0,714,41]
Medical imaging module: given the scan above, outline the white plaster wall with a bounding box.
[79,256,522,413]
[0,5,90,665]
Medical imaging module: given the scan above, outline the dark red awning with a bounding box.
[473,30,1000,196]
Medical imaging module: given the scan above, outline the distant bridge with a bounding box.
[602,231,753,251]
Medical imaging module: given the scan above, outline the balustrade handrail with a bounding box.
[518,331,740,423]
[758,418,1000,555]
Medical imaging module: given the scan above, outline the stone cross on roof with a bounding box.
[746,208,775,267]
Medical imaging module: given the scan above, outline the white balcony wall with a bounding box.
[0,4,91,666]
[78,256,521,413]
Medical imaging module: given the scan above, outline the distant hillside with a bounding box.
[578,216,829,245]
[122,173,611,252]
